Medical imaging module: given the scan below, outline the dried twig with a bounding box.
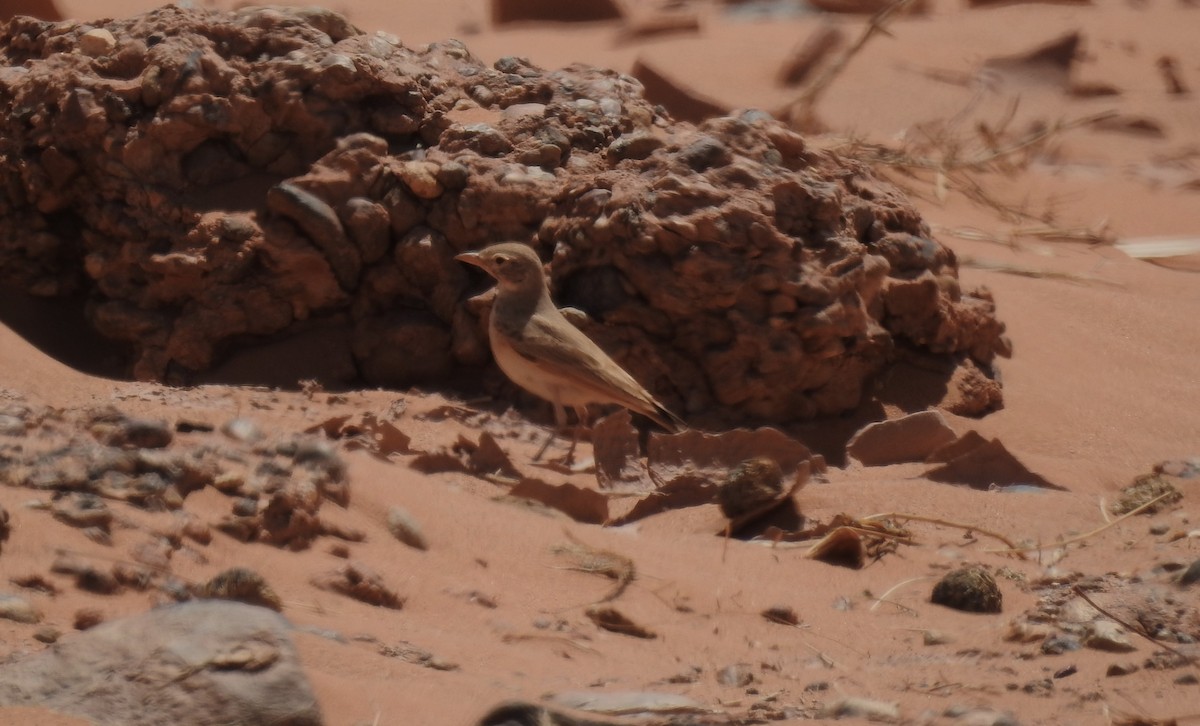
[1073,586,1198,668]
[859,513,1028,559]
[780,0,915,121]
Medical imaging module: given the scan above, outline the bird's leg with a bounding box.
[534,403,569,461]
[562,405,591,466]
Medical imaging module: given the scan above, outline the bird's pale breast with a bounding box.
[488,320,595,408]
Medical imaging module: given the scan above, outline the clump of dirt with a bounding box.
[0,6,1008,423]
[931,565,1003,613]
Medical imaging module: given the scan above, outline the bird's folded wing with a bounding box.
[512,312,659,410]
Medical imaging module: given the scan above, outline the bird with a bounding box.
[455,242,684,459]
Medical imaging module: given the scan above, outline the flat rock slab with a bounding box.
[0,600,323,726]
[846,409,958,466]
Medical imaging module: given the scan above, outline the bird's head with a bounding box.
[455,242,547,295]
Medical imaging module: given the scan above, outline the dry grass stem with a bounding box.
[1073,586,1198,669]
[868,576,938,613]
[960,256,1123,286]
[551,529,637,606]
[985,491,1177,555]
[859,513,1028,559]
[780,0,915,122]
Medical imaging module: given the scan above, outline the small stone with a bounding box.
[1053,664,1077,678]
[327,542,350,558]
[222,418,264,444]
[386,506,428,551]
[79,28,116,57]
[931,566,1002,614]
[1176,673,1200,685]
[33,626,61,643]
[396,160,444,199]
[90,411,173,449]
[1105,662,1139,676]
[213,472,246,494]
[1084,621,1136,652]
[1004,619,1051,643]
[607,132,664,161]
[435,161,469,190]
[112,562,154,590]
[923,629,954,646]
[233,497,259,516]
[51,493,113,531]
[846,410,957,466]
[761,605,800,626]
[311,562,404,609]
[0,594,42,624]
[74,608,104,630]
[1149,523,1170,535]
[1179,558,1200,587]
[195,567,283,612]
[943,706,1020,726]
[716,663,754,687]
[1041,634,1081,655]
[75,567,122,595]
[820,696,900,722]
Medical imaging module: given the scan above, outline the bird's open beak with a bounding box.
[455,251,484,269]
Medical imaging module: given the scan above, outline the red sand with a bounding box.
[2,1,1198,724]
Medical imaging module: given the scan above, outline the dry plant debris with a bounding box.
[551,531,636,606]
[1111,474,1182,516]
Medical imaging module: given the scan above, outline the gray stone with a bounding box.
[0,601,322,726]
[0,594,41,625]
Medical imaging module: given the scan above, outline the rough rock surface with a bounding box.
[0,600,323,726]
[0,6,1009,423]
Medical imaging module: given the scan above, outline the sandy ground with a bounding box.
[2,1,1199,725]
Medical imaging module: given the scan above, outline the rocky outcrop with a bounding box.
[0,600,323,726]
[0,6,1009,423]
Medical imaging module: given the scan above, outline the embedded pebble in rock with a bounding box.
[0,6,1007,424]
[78,28,115,56]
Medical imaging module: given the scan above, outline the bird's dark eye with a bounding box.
[494,255,510,266]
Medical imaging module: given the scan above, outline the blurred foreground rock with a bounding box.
[0,600,322,726]
[0,6,1009,423]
